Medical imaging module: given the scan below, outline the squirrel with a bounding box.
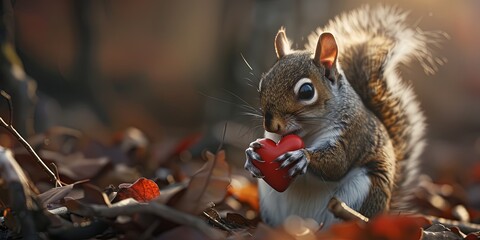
[244,5,444,227]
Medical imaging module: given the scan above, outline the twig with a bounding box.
[203,209,233,233]
[89,202,225,239]
[0,90,60,185]
[328,197,369,223]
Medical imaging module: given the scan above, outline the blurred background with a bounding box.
[1,0,480,181]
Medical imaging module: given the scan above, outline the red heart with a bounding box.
[253,135,304,192]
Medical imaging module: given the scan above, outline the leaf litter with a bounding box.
[0,124,480,239]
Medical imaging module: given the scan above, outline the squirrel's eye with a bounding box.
[298,83,314,100]
[294,78,318,105]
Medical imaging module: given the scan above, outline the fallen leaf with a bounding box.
[465,232,480,240]
[228,175,259,211]
[449,226,467,238]
[317,214,432,240]
[319,220,363,239]
[38,180,88,208]
[13,151,55,183]
[172,150,231,214]
[369,215,430,240]
[38,184,74,208]
[40,150,110,181]
[157,183,187,204]
[81,183,111,206]
[112,177,160,203]
[422,224,464,240]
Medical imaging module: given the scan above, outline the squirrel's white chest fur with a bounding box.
[258,167,371,227]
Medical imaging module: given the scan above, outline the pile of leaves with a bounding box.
[0,100,480,239]
[0,125,479,240]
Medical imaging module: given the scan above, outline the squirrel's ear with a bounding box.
[274,28,291,59]
[314,32,338,70]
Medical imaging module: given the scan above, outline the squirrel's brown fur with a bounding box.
[245,5,444,227]
[307,5,445,211]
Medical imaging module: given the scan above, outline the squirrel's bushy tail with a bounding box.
[306,5,446,211]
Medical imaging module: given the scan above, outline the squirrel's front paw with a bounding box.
[275,149,309,177]
[245,140,265,178]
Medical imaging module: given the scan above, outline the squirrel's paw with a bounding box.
[244,140,265,178]
[275,149,309,178]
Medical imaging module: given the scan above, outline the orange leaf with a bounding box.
[369,215,430,240]
[325,220,364,239]
[228,180,259,211]
[319,215,431,240]
[113,177,160,203]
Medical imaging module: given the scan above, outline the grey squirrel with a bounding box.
[244,5,444,227]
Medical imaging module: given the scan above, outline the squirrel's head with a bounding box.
[258,28,340,136]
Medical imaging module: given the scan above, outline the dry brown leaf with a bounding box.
[422,224,464,240]
[156,183,186,204]
[81,183,112,206]
[40,150,110,181]
[65,199,94,217]
[172,150,230,214]
[38,180,88,208]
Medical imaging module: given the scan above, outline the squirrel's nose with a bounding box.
[264,112,285,133]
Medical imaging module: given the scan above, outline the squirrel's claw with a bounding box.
[275,149,309,177]
[275,150,304,169]
[245,147,264,163]
[244,160,264,178]
[288,157,308,178]
[246,139,264,162]
[245,141,265,178]
[249,141,263,149]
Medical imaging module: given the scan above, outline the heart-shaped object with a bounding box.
[253,134,304,192]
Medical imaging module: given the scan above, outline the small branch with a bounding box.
[0,90,60,185]
[203,208,233,233]
[90,202,226,239]
[328,197,369,223]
